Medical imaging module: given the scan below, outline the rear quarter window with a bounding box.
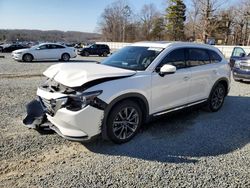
[208,50,222,63]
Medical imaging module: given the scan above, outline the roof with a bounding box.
[132,41,218,51]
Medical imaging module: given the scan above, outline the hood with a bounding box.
[13,48,30,53]
[43,63,136,87]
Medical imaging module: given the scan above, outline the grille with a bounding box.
[240,64,250,71]
[39,97,55,115]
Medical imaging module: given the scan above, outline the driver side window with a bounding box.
[38,45,48,50]
[159,48,186,69]
[232,47,246,57]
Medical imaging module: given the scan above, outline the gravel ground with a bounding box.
[0,53,249,188]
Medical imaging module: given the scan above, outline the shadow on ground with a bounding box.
[84,96,250,163]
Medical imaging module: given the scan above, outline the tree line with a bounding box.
[0,29,101,43]
[99,0,250,45]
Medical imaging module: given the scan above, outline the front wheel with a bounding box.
[84,51,89,56]
[107,100,142,144]
[23,54,33,62]
[206,83,226,112]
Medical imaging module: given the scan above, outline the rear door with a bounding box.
[151,48,191,114]
[49,44,65,59]
[186,48,218,102]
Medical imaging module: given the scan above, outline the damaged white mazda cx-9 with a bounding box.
[23,42,231,144]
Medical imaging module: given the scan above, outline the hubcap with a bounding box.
[211,86,225,109]
[25,55,31,61]
[63,54,69,61]
[112,107,139,140]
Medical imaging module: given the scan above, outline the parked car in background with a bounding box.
[23,42,230,144]
[12,43,77,62]
[0,43,28,52]
[230,47,250,81]
[78,44,110,57]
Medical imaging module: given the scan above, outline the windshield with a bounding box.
[102,46,164,71]
[31,44,40,49]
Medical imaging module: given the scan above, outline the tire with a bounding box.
[107,100,142,144]
[206,83,226,112]
[22,54,33,62]
[103,52,108,57]
[84,51,89,56]
[61,53,70,62]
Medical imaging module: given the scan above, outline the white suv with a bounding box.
[23,42,231,144]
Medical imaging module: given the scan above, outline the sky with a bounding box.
[0,0,237,33]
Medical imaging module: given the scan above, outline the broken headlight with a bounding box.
[66,90,103,111]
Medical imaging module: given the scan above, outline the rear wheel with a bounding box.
[84,51,89,56]
[103,52,108,57]
[206,83,226,112]
[61,53,70,62]
[23,54,33,62]
[107,100,142,144]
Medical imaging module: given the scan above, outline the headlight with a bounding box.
[234,61,241,68]
[66,90,103,111]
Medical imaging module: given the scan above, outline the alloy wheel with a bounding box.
[112,107,139,140]
[211,85,225,110]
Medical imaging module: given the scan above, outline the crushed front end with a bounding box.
[23,78,107,141]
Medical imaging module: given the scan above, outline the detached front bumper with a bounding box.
[23,88,105,141]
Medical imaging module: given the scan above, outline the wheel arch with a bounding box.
[61,52,70,58]
[101,92,150,140]
[210,77,230,97]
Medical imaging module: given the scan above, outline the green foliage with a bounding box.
[151,17,165,40]
[165,0,186,41]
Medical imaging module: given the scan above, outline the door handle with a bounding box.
[213,70,217,74]
[183,76,190,81]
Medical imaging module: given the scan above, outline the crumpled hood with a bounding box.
[43,63,136,87]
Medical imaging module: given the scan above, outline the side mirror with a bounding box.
[36,47,40,50]
[159,64,176,76]
[240,53,245,57]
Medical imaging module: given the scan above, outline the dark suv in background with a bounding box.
[230,47,250,82]
[78,44,110,57]
[0,43,28,52]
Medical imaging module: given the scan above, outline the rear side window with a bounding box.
[160,48,186,69]
[55,45,65,49]
[187,48,210,67]
[208,50,222,63]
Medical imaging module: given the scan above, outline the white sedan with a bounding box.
[12,43,77,62]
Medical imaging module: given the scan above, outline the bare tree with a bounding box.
[139,4,159,40]
[99,0,132,42]
[189,0,225,43]
[188,0,200,41]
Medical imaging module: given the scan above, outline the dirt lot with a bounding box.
[0,53,249,188]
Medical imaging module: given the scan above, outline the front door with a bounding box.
[230,47,246,68]
[32,44,51,60]
[151,48,191,114]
